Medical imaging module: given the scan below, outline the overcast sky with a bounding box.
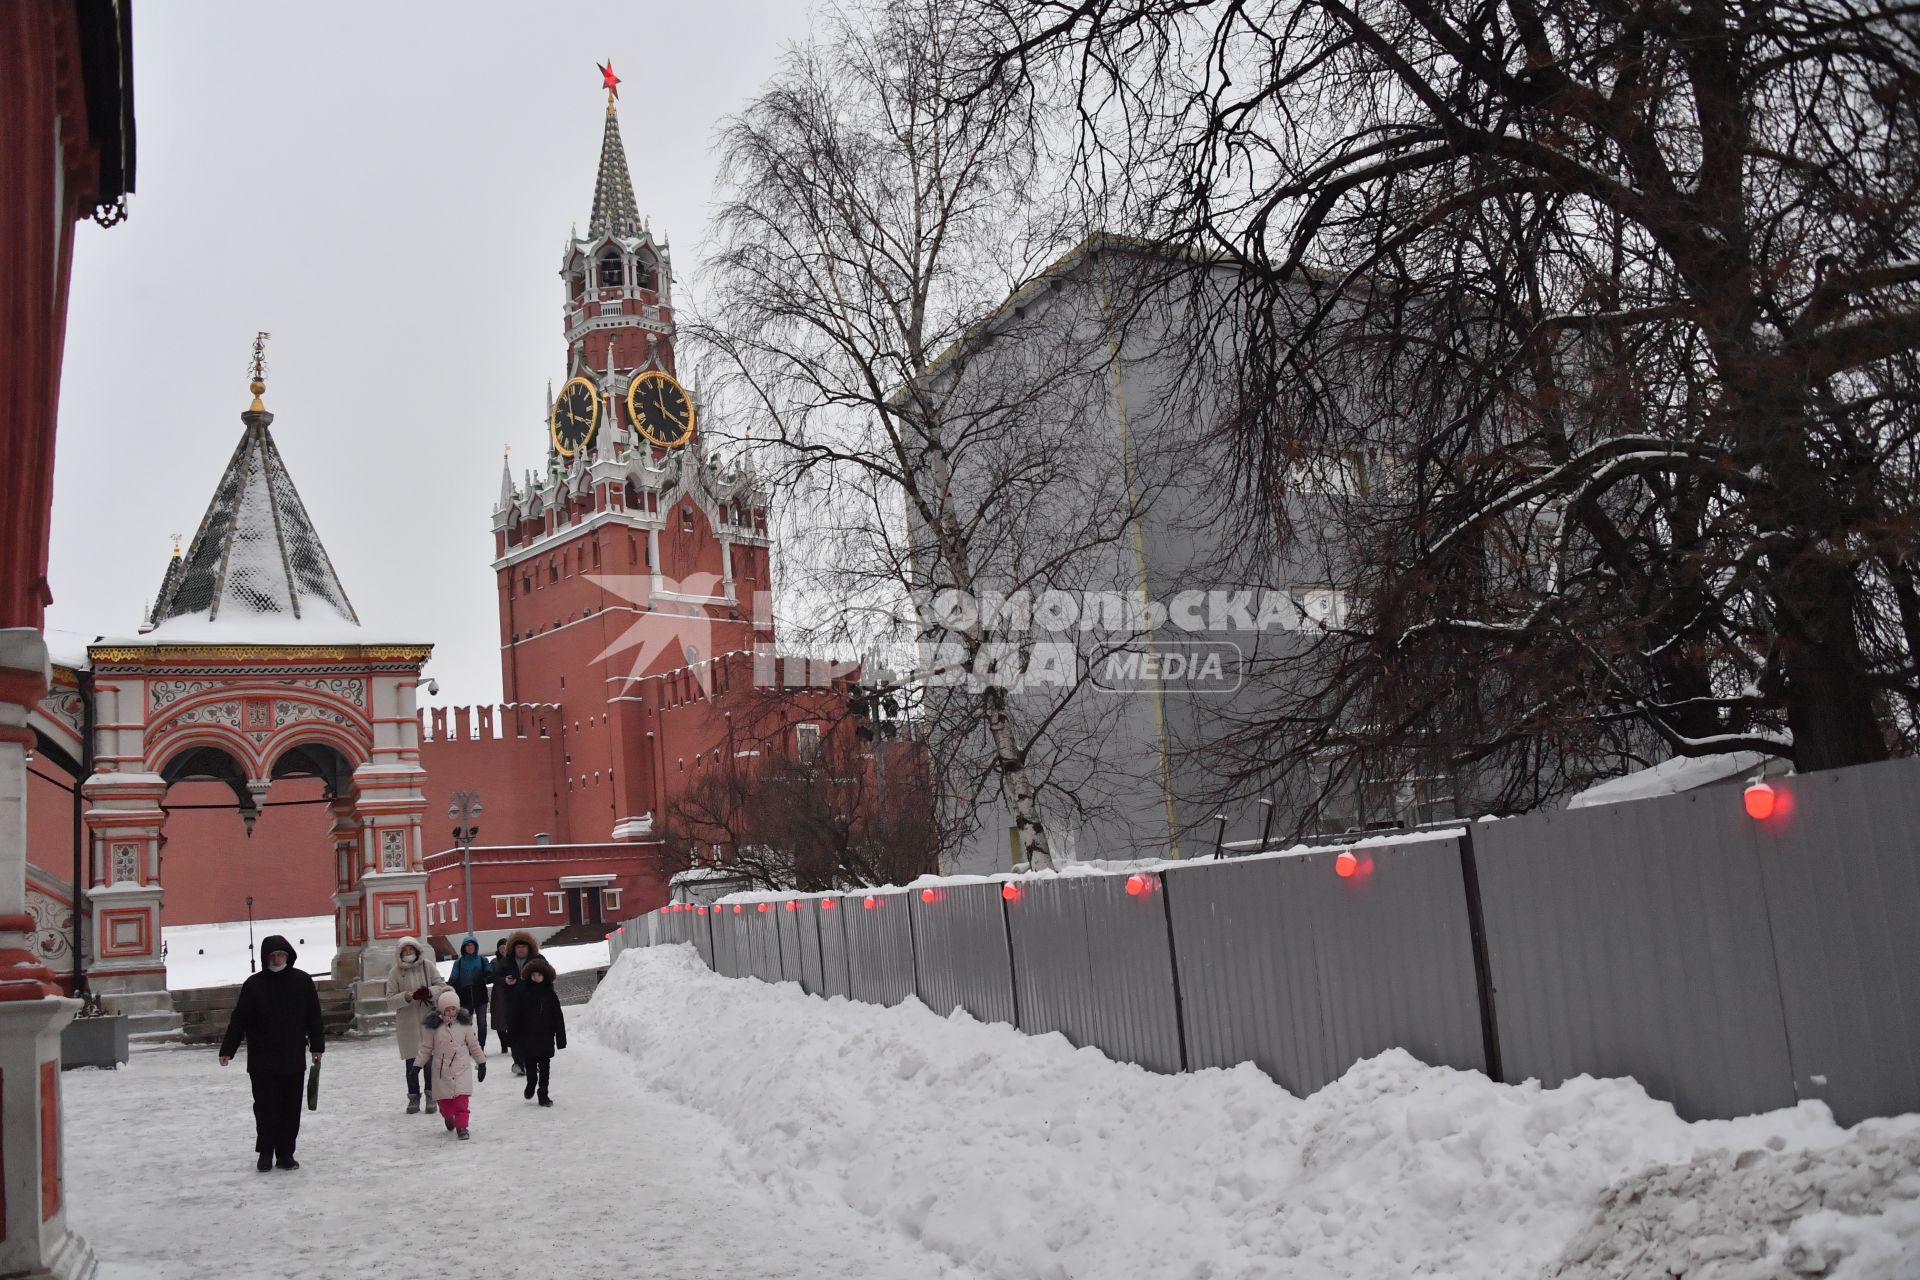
[47,1,818,706]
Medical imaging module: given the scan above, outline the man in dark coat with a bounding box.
[219,934,325,1171]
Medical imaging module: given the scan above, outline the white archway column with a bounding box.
[341,673,428,1030]
[76,771,172,1036]
[0,628,96,1279]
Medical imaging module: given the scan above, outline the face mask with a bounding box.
[402,950,417,963]
[268,960,287,972]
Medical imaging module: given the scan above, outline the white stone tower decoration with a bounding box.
[79,338,436,1031]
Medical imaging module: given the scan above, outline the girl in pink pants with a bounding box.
[417,989,487,1139]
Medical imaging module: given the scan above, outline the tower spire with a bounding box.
[247,330,271,415]
[588,61,642,240]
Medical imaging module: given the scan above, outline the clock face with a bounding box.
[550,377,600,457]
[627,371,695,448]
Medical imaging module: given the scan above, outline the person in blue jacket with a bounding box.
[447,935,492,1049]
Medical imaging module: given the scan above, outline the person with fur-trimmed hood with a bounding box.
[416,988,487,1139]
[501,930,542,1076]
[388,936,450,1114]
[488,937,514,1064]
[513,955,566,1106]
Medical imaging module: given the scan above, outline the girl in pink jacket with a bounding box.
[416,989,487,1139]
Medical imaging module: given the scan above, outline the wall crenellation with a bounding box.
[418,702,563,743]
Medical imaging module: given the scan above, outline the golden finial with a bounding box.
[248,331,272,412]
[170,532,183,559]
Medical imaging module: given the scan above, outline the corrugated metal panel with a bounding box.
[1166,839,1484,1095]
[1074,874,1185,1073]
[816,899,852,999]
[1477,795,1795,1120]
[775,902,805,984]
[692,907,716,969]
[713,908,748,978]
[1751,758,1920,1124]
[1007,874,1184,1072]
[745,905,784,982]
[1304,837,1485,1080]
[842,892,916,1006]
[909,883,1015,1025]
[1166,854,1336,1092]
[797,902,829,996]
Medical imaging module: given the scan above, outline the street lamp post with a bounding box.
[246,895,256,974]
[448,791,482,933]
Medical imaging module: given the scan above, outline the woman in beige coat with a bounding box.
[388,936,449,1114]
[417,989,487,1139]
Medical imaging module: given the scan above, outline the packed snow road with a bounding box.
[65,1024,968,1278]
[67,947,1920,1278]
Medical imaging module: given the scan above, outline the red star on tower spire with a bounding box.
[599,59,620,100]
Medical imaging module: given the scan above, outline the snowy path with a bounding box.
[65,1031,970,1280]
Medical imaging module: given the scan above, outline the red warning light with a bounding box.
[1001,883,1021,902]
[786,901,800,912]
[864,895,878,910]
[820,898,836,910]
[697,906,707,916]
[733,904,743,914]
[1744,781,1777,820]
[757,903,770,913]
[1125,874,1148,896]
[1335,851,1359,878]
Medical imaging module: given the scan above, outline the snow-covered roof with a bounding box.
[144,397,361,640]
[44,627,97,671]
[1567,750,1775,809]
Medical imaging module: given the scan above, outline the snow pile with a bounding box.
[586,947,1920,1280]
[1549,1137,1920,1279]
[1567,750,1774,809]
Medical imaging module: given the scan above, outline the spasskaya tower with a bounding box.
[490,61,774,843]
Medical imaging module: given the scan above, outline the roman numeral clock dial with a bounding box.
[626,370,696,449]
[549,376,600,457]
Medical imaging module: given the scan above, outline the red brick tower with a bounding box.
[490,66,774,844]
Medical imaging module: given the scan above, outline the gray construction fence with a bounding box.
[610,757,1920,1125]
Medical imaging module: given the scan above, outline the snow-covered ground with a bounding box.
[67,944,1919,1279]
[163,916,339,990]
[66,1028,959,1278]
[162,914,609,989]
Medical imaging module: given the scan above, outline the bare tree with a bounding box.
[656,699,940,890]
[699,0,1168,867]
[961,0,1920,810]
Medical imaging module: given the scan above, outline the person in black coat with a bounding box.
[219,934,325,1171]
[500,931,541,1075]
[489,938,518,1070]
[513,956,566,1107]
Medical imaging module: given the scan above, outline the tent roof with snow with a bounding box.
[142,375,361,641]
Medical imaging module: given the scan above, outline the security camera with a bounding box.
[427,679,440,697]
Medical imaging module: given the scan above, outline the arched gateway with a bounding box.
[67,368,431,1031]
